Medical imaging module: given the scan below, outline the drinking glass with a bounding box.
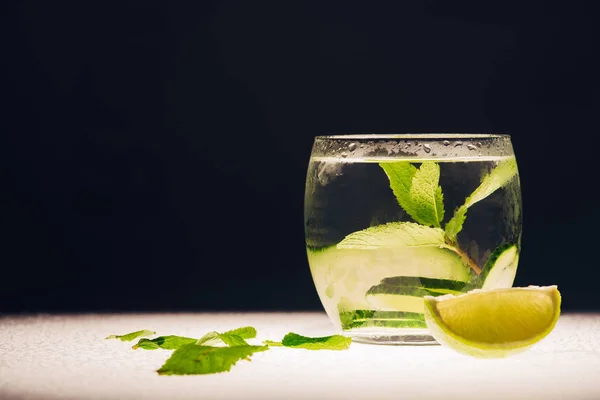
[304,134,522,345]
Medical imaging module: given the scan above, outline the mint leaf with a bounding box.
[156,344,269,375]
[446,158,518,240]
[197,331,249,347]
[133,335,196,350]
[222,326,257,339]
[105,329,155,342]
[444,205,467,240]
[409,161,445,227]
[220,334,249,347]
[263,340,284,346]
[380,161,417,215]
[464,158,518,207]
[196,326,256,347]
[380,161,444,227]
[337,222,446,249]
[196,331,222,346]
[266,333,351,350]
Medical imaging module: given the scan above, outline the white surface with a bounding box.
[1,312,599,400]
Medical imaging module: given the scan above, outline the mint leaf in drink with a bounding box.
[157,344,269,375]
[380,161,417,216]
[409,161,445,227]
[196,326,256,347]
[444,205,467,240]
[335,217,475,274]
[105,329,155,342]
[464,157,518,208]
[265,333,351,350]
[445,158,518,240]
[380,161,444,227]
[337,222,446,249]
[133,335,196,350]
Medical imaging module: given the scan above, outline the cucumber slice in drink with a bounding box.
[479,243,519,290]
[365,276,475,313]
[307,245,471,321]
[366,294,427,313]
[369,276,476,294]
[339,310,427,330]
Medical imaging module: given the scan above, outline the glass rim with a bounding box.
[315,133,511,140]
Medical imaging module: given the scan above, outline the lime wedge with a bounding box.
[424,285,561,358]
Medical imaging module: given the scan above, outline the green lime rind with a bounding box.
[478,243,519,289]
[340,310,426,330]
[424,285,562,359]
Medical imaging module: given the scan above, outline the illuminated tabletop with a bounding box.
[1,312,599,400]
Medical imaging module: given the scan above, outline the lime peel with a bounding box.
[424,285,561,358]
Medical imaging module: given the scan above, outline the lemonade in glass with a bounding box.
[304,134,522,344]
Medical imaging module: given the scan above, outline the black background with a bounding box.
[2,1,598,314]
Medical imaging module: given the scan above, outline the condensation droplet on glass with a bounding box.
[455,141,463,147]
[423,144,432,153]
[348,142,357,151]
[443,140,450,146]
[467,144,477,151]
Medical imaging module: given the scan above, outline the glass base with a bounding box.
[347,328,439,346]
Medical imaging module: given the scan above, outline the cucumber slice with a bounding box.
[369,276,476,294]
[366,294,427,313]
[339,310,427,330]
[365,276,476,313]
[307,245,471,322]
[479,243,519,290]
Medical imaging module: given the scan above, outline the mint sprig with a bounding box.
[375,158,518,274]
